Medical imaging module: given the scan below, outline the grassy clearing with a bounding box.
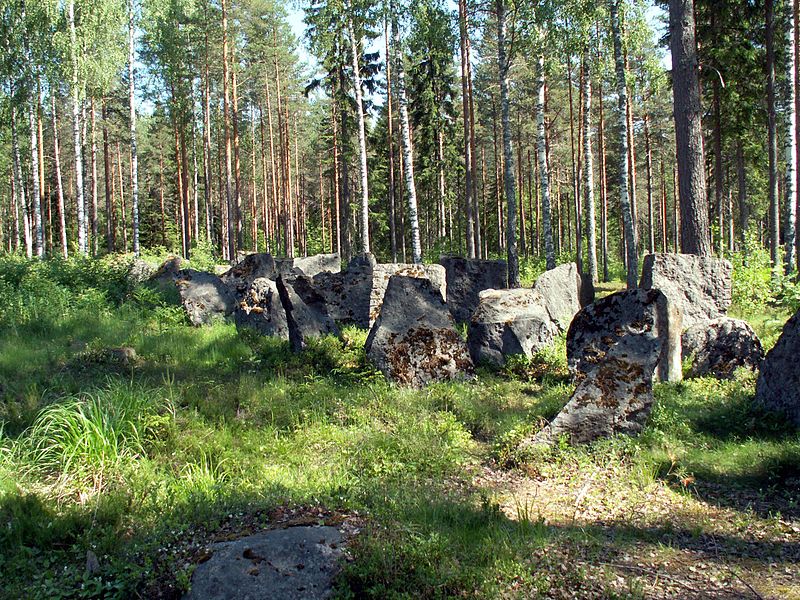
[0,254,798,599]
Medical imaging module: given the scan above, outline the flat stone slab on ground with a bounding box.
[184,526,343,600]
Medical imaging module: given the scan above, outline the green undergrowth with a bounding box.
[0,255,798,598]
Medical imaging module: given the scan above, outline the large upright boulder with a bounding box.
[567,288,682,383]
[369,263,446,326]
[176,270,237,327]
[682,317,764,379]
[533,262,594,332]
[532,289,679,445]
[639,253,732,328]
[276,253,341,278]
[221,253,277,297]
[467,288,559,366]
[276,275,340,352]
[312,254,376,327]
[233,277,289,339]
[439,256,508,322]
[312,254,445,328]
[756,310,800,426]
[365,275,473,387]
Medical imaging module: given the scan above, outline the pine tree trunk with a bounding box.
[222,0,234,262]
[103,102,114,252]
[203,19,213,243]
[265,77,280,253]
[645,112,655,254]
[232,58,243,252]
[69,0,87,255]
[611,0,638,287]
[52,94,68,258]
[597,56,609,282]
[583,54,598,283]
[459,0,476,258]
[786,5,798,272]
[536,54,555,270]
[497,0,518,286]
[129,0,140,256]
[392,15,423,264]
[712,78,725,258]
[117,142,128,252]
[766,0,780,267]
[90,98,99,255]
[670,0,712,256]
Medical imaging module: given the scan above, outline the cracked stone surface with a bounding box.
[184,526,344,600]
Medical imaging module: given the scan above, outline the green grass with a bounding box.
[0,254,798,599]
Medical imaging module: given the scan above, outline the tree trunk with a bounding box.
[767,0,780,267]
[29,95,43,257]
[52,94,68,258]
[536,54,555,270]
[787,4,798,272]
[69,0,87,254]
[103,101,114,252]
[611,0,638,287]
[90,98,98,255]
[349,17,371,254]
[583,53,598,283]
[385,20,398,261]
[597,52,609,282]
[567,55,581,273]
[129,0,140,256]
[117,142,128,252]
[232,56,243,251]
[497,0,518,286]
[670,0,712,256]
[645,112,655,254]
[459,0,476,258]
[392,13,423,263]
[222,0,234,261]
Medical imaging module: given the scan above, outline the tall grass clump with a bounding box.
[20,381,174,497]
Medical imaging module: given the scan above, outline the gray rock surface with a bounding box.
[682,317,764,379]
[311,255,445,328]
[277,254,341,278]
[369,263,446,326]
[533,262,593,332]
[365,275,473,387]
[184,526,343,600]
[467,288,559,366]
[312,254,376,327]
[532,289,680,445]
[439,256,508,323]
[567,288,682,384]
[639,253,732,328]
[756,309,800,426]
[176,270,237,326]
[222,254,278,297]
[277,275,340,352]
[127,258,157,287]
[234,278,289,339]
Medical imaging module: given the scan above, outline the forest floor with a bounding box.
[0,256,798,599]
